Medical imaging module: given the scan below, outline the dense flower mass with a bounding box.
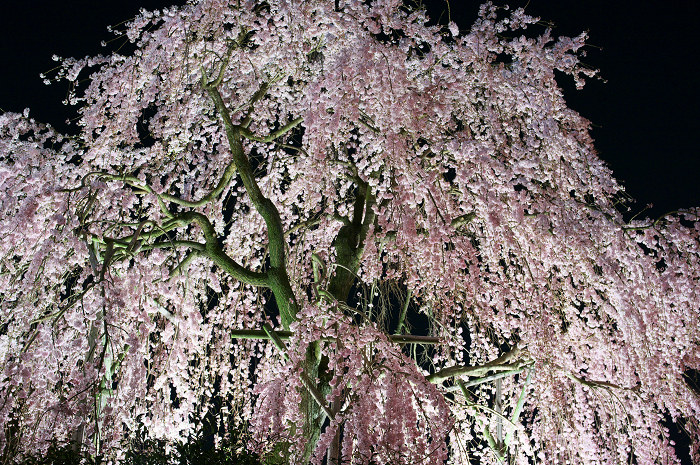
[0,0,698,463]
[250,302,451,464]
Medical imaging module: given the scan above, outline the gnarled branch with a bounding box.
[428,345,528,384]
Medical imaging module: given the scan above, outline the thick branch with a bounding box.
[328,181,375,302]
[240,117,303,143]
[93,212,267,286]
[179,211,269,287]
[239,81,270,127]
[92,217,189,250]
[231,329,440,345]
[428,345,527,384]
[137,240,205,253]
[202,83,297,325]
[203,86,287,267]
[444,368,527,391]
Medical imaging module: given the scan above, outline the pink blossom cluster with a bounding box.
[250,302,451,464]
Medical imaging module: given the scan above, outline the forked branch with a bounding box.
[202,75,298,325]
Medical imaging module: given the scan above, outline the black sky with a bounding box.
[1,0,698,219]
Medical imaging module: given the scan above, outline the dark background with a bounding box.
[429,0,700,219]
[1,1,699,219]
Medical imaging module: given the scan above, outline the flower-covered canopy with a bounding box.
[0,0,698,463]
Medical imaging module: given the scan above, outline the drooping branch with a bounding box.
[101,167,238,209]
[170,251,198,277]
[93,115,299,212]
[69,172,172,218]
[427,345,529,384]
[555,365,641,392]
[622,209,699,231]
[504,367,533,449]
[394,289,412,335]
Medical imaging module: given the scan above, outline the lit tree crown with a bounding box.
[0,1,698,463]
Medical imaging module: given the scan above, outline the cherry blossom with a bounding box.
[0,1,698,464]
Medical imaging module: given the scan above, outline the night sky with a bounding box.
[438,0,700,220]
[1,0,698,220]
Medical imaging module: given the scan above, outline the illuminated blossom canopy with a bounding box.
[0,0,698,463]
